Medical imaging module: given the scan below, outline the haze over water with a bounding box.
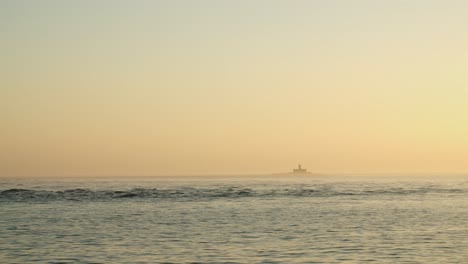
[2,1,468,263]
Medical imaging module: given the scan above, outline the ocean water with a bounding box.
[1,175,468,263]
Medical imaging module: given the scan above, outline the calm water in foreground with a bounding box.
[1,175,468,263]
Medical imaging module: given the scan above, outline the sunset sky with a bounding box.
[2,1,468,177]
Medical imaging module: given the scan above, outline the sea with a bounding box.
[1,175,467,263]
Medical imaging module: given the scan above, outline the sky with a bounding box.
[1,0,468,177]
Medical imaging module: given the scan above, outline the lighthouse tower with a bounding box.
[293,164,307,174]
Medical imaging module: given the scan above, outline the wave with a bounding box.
[1,186,465,202]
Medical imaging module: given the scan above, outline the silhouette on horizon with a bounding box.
[272,164,318,176]
[293,164,307,174]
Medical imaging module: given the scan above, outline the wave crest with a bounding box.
[1,185,465,202]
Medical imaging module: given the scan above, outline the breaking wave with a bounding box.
[1,185,465,202]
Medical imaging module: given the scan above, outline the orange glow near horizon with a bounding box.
[1,1,468,177]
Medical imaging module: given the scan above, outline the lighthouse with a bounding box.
[292,164,307,174]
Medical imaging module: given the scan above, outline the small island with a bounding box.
[273,164,317,176]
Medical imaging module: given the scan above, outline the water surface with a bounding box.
[1,175,467,263]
